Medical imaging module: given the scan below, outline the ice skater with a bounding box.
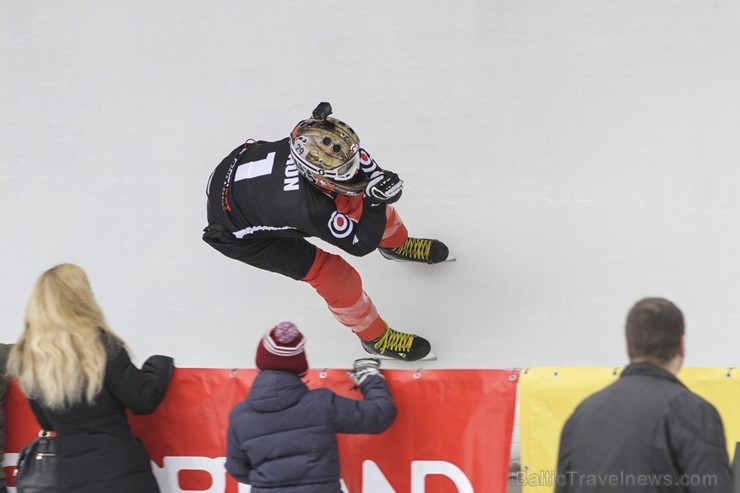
[203,102,450,361]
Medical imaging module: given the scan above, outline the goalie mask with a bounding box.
[289,102,368,195]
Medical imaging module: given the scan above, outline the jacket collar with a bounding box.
[248,370,309,412]
[620,362,686,388]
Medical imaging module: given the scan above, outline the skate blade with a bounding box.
[374,351,437,362]
[378,250,457,264]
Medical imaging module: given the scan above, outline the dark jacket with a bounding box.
[0,343,11,484]
[556,363,733,492]
[225,370,396,493]
[29,337,173,493]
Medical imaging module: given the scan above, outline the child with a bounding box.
[225,321,396,492]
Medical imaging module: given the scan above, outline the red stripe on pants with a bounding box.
[380,206,408,248]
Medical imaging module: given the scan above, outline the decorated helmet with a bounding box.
[289,102,368,195]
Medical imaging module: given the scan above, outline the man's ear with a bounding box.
[678,334,686,359]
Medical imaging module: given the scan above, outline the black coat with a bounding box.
[225,370,396,493]
[29,338,173,493]
[0,343,11,485]
[556,363,733,492]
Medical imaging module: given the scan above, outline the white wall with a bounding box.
[2,0,739,370]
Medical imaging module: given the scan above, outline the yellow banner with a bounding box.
[518,367,740,493]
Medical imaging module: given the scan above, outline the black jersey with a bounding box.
[206,138,388,257]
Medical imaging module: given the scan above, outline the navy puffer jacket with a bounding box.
[225,370,396,492]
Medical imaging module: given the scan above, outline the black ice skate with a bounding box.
[361,325,434,362]
[378,237,452,264]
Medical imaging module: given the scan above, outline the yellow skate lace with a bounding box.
[373,327,414,355]
[392,238,432,261]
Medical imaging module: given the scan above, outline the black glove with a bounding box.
[364,170,403,206]
[347,357,383,386]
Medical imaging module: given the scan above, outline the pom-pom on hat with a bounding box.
[255,321,308,376]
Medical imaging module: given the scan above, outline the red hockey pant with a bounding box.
[302,206,407,341]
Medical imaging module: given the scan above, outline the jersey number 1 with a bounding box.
[234,153,275,182]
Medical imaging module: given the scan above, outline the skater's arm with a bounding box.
[330,375,397,434]
[307,198,388,257]
[305,147,401,256]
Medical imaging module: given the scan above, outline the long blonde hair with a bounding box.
[8,264,124,410]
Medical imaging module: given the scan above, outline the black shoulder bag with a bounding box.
[14,430,59,492]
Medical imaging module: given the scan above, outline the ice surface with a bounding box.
[2,0,739,370]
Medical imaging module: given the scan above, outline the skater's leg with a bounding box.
[204,227,387,340]
[379,205,408,249]
[302,248,386,341]
[302,247,432,361]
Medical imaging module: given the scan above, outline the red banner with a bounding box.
[4,368,517,493]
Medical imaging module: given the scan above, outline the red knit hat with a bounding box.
[255,322,308,376]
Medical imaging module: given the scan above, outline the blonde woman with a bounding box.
[8,264,173,493]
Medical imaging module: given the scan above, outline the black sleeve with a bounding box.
[105,345,174,415]
[0,343,10,377]
[0,343,11,408]
[359,148,382,175]
[668,395,733,492]
[306,198,388,257]
[296,146,390,256]
[555,414,575,493]
[0,344,10,450]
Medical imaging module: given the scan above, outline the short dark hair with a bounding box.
[626,297,684,362]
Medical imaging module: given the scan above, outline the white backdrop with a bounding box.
[2,0,739,370]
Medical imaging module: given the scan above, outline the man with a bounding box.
[556,298,733,492]
[225,322,396,492]
[203,102,450,361]
[0,343,11,493]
